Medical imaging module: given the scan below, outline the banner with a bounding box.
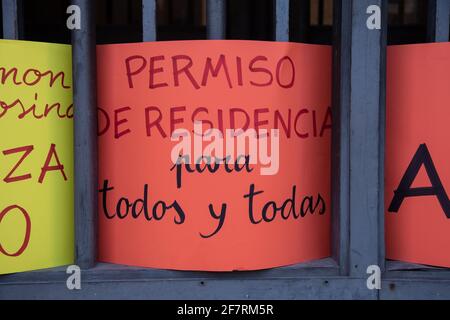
[0,40,74,274]
[97,40,332,271]
[386,43,450,268]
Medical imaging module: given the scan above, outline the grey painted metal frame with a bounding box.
[71,0,98,269]
[331,0,351,277]
[0,0,346,300]
[2,0,450,300]
[3,260,450,299]
[207,0,226,39]
[332,1,387,298]
[0,0,376,300]
[427,0,450,42]
[1,0,22,39]
[348,0,387,280]
[0,261,366,299]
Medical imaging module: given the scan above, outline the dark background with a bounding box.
[0,0,439,45]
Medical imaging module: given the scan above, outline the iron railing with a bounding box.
[1,0,449,299]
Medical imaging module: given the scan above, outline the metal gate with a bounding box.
[1,0,450,299]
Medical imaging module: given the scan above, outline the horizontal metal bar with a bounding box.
[381,279,450,299]
[0,279,374,300]
[3,276,449,300]
[0,259,339,284]
[0,264,373,300]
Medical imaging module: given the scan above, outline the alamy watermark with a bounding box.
[366,265,381,290]
[66,265,81,290]
[66,5,81,30]
[170,121,280,176]
[366,5,381,30]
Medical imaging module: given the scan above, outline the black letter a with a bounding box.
[388,144,450,218]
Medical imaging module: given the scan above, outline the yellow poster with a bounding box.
[0,40,74,274]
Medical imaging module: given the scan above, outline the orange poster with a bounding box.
[97,40,331,271]
[386,43,450,268]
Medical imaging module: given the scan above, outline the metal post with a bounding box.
[333,0,387,283]
[348,0,387,280]
[2,0,23,39]
[274,0,289,41]
[427,0,450,42]
[71,0,98,269]
[142,0,156,41]
[207,0,226,39]
[331,0,351,276]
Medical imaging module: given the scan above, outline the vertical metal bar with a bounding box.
[378,0,388,274]
[71,0,98,269]
[1,0,23,39]
[348,0,387,282]
[274,0,289,41]
[142,0,156,41]
[331,0,351,276]
[207,0,226,39]
[427,0,450,42]
[334,0,387,284]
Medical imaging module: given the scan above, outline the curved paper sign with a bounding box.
[97,40,331,271]
[0,40,74,274]
[386,43,450,268]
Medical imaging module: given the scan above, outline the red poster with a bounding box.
[386,43,450,268]
[97,40,331,271]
